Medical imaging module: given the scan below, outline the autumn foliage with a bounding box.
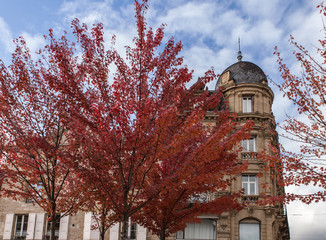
[0,1,253,240]
[0,38,85,239]
[273,3,326,203]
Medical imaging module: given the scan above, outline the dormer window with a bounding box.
[243,96,253,113]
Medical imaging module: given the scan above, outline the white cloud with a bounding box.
[158,2,217,34]
[21,32,46,55]
[0,17,14,53]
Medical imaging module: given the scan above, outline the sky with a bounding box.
[0,0,325,239]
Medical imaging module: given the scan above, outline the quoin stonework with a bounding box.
[0,56,290,240]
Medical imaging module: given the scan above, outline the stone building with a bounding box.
[0,55,289,240]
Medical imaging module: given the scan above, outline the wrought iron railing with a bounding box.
[241,195,259,204]
[241,152,258,161]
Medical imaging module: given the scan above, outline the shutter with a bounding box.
[34,213,45,240]
[136,224,147,240]
[90,213,100,240]
[3,213,14,240]
[109,223,120,240]
[26,213,36,240]
[59,214,70,240]
[83,212,92,240]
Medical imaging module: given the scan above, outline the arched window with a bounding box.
[239,218,260,240]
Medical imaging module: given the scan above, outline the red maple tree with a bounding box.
[273,3,326,203]
[0,1,253,240]
[0,38,86,240]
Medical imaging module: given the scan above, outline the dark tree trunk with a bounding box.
[50,219,56,240]
[120,215,129,240]
[100,224,105,240]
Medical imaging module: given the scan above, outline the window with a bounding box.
[14,214,28,239]
[176,219,216,240]
[243,97,253,113]
[242,137,256,152]
[242,175,258,195]
[45,214,60,240]
[127,219,137,240]
[239,219,260,240]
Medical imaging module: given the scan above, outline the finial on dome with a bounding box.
[237,37,242,62]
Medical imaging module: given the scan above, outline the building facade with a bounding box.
[0,57,289,240]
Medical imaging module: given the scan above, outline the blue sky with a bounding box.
[0,0,325,239]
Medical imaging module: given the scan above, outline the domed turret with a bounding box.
[215,61,267,89]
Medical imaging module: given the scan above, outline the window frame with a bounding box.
[242,137,256,152]
[242,96,253,113]
[14,214,29,238]
[239,219,260,240]
[127,218,137,240]
[242,175,258,195]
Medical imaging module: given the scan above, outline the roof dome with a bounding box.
[215,61,267,89]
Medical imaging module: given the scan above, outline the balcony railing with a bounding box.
[241,152,258,161]
[13,237,26,240]
[189,192,215,203]
[241,195,259,204]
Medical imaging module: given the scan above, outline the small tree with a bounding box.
[273,3,326,203]
[0,39,85,239]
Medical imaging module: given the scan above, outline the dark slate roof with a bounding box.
[215,61,267,89]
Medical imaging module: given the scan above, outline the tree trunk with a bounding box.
[50,219,56,240]
[100,224,105,240]
[160,229,166,240]
[120,216,129,240]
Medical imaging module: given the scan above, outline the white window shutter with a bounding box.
[83,212,92,240]
[90,213,100,240]
[59,214,70,240]
[84,212,100,240]
[34,213,45,240]
[137,224,147,240]
[26,213,36,240]
[109,223,120,240]
[3,213,14,240]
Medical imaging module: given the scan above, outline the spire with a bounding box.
[237,37,242,62]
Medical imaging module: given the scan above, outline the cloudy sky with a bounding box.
[0,0,325,239]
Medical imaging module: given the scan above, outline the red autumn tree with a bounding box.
[44,1,252,240]
[0,38,86,240]
[273,3,326,203]
[0,1,253,240]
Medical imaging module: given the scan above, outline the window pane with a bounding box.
[176,231,184,239]
[16,215,22,232]
[242,140,247,151]
[242,183,248,195]
[242,175,248,182]
[250,183,256,195]
[129,222,137,239]
[184,219,216,240]
[249,176,256,182]
[243,98,247,112]
[239,223,260,240]
[249,138,254,151]
[243,97,252,113]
